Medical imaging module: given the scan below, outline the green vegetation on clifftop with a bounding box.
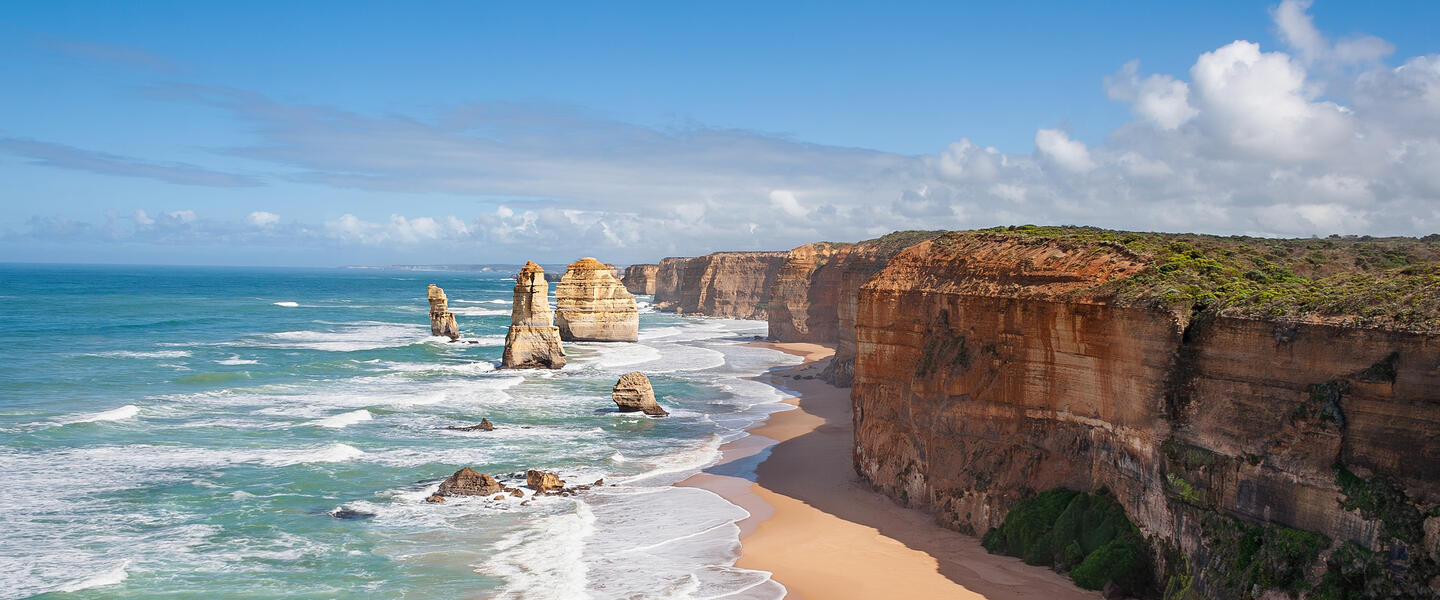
[970,225,1440,332]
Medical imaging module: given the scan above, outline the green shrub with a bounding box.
[984,488,1153,595]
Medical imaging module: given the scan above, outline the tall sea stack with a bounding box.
[555,257,639,342]
[501,261,566,369]
[427,284,460,340]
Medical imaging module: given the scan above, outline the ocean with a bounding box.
[0,264,796,599]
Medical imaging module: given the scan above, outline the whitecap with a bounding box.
[86,350,191,359]
[477,500,595,598]
[217,355,259,366]
[61,405,139,425]
[307,409,373,429]
[56,561,128,593]
[260,443,367,467]
[272,301,300,307]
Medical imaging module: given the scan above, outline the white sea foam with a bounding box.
[56,561,128,593]
[217,355,259,365]
[61,404,140,425]
[619,434,724,485]
[593,343,663,369]
[272,301,300,307]
[478,500,596,599]
[243,322,426,352]
[261,443,366,466]
[307,409,373,429]
[87,350,191,359]
[449,306,509,316]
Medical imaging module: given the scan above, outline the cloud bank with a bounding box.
[5,0,1438,263]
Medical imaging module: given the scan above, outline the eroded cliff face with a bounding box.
[621,264,659,296]
[652,251,787,319]
[850,232,1440,596]
[555,257,639,342]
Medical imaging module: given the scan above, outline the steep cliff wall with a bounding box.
[766,232,942,372]
[850,231,1440,597]
[622,264,659,296]
[652,251,787,320]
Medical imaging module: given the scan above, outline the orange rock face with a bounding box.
[427,284,460,340]
[652,251,787,319]
[555,257,638,342]
[501,261,566,369]
[621,264,659,295]
[850,233,1440,589]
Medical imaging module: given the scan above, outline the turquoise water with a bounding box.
[0,264,796,599]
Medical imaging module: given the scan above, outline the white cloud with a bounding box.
[1190,40,1351,161]
[245,211,280,227]
[21,1,1438,261]
[1106,60,1197,130]
[1034,129,1095,172]
[769,190,808,218]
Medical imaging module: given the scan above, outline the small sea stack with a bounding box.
[427,284,460,341]
[555,257,639,342]
[500,261,566,369]
[612,371,668,416]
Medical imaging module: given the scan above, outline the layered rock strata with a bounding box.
[555,257,639,342]
[612,371,667,416]
[652,251,787,319]
[622,264,659,295]
[849,232,1440,597]
[501,262,566,369]
[427,284,460,340]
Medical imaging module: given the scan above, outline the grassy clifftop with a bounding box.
[965,225,1440,332]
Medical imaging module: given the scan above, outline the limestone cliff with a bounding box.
[762,232,942,385]
[501,261,566,369]
[622,264,659,295]
[427,284,460,340]
[555,257,639,342]
[652,251,787,319]
[850,230,1440,597]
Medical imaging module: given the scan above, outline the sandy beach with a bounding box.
[681,342,1098,600]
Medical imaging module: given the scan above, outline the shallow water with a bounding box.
[0,264,795,599]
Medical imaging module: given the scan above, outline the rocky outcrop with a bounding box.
[427,284,460,340]
[612,372,668,416]
[622,264,659,295]
[436,467,504,497]
[849,232,1440,597]
[652,251,787,319]
[555,257,639,342]
[445,418,494,432]
[501,262,566,369]
[526,470,565,492]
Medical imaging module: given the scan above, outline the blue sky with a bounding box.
[2,1,1439,266]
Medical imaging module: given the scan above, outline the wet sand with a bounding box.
[681,342,1097,600]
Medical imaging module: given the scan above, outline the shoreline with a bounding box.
[681,342,1098,600]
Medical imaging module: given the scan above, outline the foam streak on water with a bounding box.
[0,265,795,599]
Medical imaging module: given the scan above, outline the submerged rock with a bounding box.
[612,371,668,416]
[437,467,504,497]
[427,284,460,341]
[525,469,565,492]
[501,262,566,369]
[555,257,639,342]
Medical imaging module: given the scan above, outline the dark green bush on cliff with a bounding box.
[983,488,1153,594]
[1199,512,1329,597]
